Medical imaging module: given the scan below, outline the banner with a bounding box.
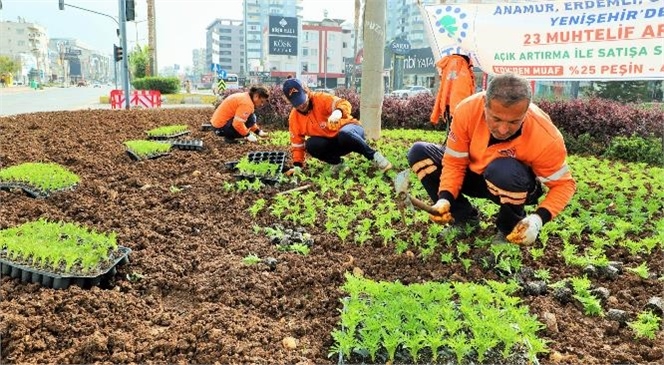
[421,0,664,80]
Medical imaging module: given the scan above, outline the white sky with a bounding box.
[0,0,356,70]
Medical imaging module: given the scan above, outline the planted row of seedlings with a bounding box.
[330,273,546,364]
[226,130,664,357]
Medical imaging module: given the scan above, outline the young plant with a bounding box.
[242,253,261,265]
[124,140,171,159]
[628,310,662,340]
[0,162,81,193]
[146,124,189,138]
[626,262,650,279]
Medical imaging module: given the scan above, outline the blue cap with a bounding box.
[282,78,306,107]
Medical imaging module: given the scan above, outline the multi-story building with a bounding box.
[191,48,207,80]
[48,38,111,85]
[205,19,244,75]
[298,17,354,89]
[0,18,50,84]
[243,0,302,75]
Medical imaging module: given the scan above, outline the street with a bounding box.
[0,85,114,117]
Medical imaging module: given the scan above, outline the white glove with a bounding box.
[328,109,342,122]
[507,214,543,245]
[429,198,453,224]
[285,166,302,176]
[257,130,268,137]
[245,133,258,142]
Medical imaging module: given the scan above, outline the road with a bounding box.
[0,85,114,117]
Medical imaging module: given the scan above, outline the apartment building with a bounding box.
[0,18,50,83]
[205,19,244,75]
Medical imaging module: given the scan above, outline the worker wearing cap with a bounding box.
[282,78,392,175]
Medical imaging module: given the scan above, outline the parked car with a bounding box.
[390,85,432,99]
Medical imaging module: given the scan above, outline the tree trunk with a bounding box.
[351,0,361,90]
[360,0,385,140]
[147,0,157,76]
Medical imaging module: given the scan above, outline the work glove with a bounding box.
[257,130,269,137]
[284,166,303,176]
[429,198,453,225]
[327,109,342,131]
[507,214,542,245]
[245,133,258,142]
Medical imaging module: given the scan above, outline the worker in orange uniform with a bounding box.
[430,53,476,128]
[282,78,392,175]
[210,85,270,143]
[408,73,576,245]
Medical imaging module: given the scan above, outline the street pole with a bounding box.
[119,0,130,109]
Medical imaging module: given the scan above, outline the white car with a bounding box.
[390,85,432,99]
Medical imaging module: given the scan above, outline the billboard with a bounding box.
[269,16,298,56]
[421,1,664,80]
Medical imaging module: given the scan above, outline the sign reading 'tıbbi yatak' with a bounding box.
[420,0,664,80]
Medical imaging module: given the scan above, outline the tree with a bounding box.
[128,45,149,79]
[0,55,21,77]
[588,81,650,103]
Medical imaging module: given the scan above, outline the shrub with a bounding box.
[132,76,180,94]
[604,135,664,165]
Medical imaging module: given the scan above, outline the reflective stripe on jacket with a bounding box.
[440,92,576,219]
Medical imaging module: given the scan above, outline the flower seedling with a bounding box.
[242,254,262,266]
[146,124,189,138]
[0,219,120,275]
[626,262,650,279]
[628,310,661,340]
[0,162,80,196]
[124,140,171,160]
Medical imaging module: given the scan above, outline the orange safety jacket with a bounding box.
[430,54,476,125]
[209,92,259,136]
[288,92,359,165]
[440,92,576,219]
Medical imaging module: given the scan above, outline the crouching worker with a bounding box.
[407,73,576,245]
[210,85,270,143]
[282,78,392,175]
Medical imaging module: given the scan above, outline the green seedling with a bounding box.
[146,124,189,137]
[242,253,262,265]
[626,262,650,279]
[124,140,171,158]
[0,162,80,192]
[628,310,662,340]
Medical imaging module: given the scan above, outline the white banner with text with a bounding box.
[422,0,664,80]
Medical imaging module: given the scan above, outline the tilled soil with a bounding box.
[1,108,662,364]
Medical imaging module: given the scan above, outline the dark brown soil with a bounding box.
[1,108,662,364]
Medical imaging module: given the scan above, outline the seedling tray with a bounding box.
[125,150,171,161]
[147,130,190,140]
[232,151,287,184]
[200,122,213,131]
[170,139,204,151]
[0,182,76,199]
[0,246,132,290]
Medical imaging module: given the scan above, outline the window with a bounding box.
[301,63,308,72]
[311,49,318,56]
[302,48,308,56]
[342,42,348,48]
[219,36,232,41]
[220,28,232,33]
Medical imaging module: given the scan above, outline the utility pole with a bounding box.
[119,0,130,109]
[147,0,157,76]
[360,0,386,140]
[351,0,361,90]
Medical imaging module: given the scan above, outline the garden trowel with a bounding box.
[394,169,441,217]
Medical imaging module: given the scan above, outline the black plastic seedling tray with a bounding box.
[170,139,204,151]
[231,151,287,184]
[0,182,76,199]
[0,246,132,290]
[200,122,213,131]
[125,150,171,161]
[147,130,190,140]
